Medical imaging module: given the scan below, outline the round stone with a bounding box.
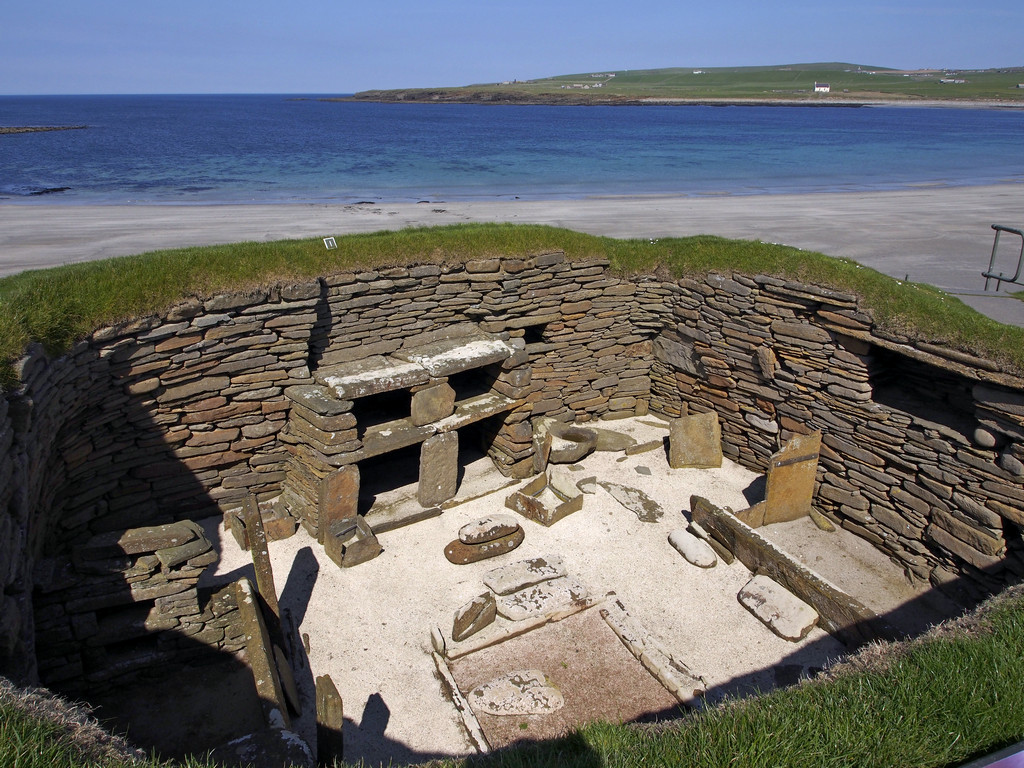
[668,529,717,568]
[458,514,520,545]
[972,427,999,449]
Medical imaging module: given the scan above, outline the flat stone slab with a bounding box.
[469,670,564,716]
[318,355,429,399]
[284,385,353,416]
[669,411,723,469]
[459,515,521,545]
[444,529,525,565]
[763,431,822,524]
[419,432,459,508]
[738,574,820,642]
[393,336,516,377]
[434,392,519,434]
[591,428,638,452]
[495,576,589,621]
[597,482,664,522]
[668,529,717,568]
[77,521,200,559]
[410,382,456,426]
[483,555,566,596]
[453,592,497,642]
[625,439,663,456]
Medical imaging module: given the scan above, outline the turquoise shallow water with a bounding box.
[2,95,1023,203]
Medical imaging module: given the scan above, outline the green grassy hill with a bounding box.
[346,62,1024,104]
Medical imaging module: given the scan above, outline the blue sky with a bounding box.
[3,0,1021,94]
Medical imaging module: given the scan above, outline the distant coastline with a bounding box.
[332,92,1024,109]
[335,62,1024,108]
[0,125,87,135]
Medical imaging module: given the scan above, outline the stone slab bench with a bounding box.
[690,495,896,646]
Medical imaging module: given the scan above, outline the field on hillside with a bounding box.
[349,63,1024,103]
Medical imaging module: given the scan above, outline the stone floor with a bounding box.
[198,416,965,766]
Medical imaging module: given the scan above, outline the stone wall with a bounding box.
[646,273,1024,601]
[33,521,242,692]
[0,254,1022,687]
[0,254,654,685]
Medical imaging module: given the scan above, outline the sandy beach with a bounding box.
[2,183,1023,324]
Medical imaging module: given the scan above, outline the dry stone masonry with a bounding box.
[1,252,1022,697]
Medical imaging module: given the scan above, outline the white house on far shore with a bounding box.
[814,82,831,93]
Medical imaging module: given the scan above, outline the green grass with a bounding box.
[449,588,1024,768]
[350,63,1024,103]
[3,586,1023,768]
[2,224,1023,389]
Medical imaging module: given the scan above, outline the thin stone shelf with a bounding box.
[316,335,517,400]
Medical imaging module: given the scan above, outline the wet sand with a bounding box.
[2,183,1022,323]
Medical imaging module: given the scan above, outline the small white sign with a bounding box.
[323,237,337,250]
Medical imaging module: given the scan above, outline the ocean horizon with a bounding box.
[2,94,1024,205]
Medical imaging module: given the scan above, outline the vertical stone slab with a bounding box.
[668,411,723,469]
[318,466,359,544]
[234,578,291,730]
[243,495,280,627]
[316,674,344,764]
[532,432,553,475]
[763,431,822,524]
[410,382,456,426]
[419,432,459,507]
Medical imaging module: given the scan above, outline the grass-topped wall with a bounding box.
[0,225,1023,767]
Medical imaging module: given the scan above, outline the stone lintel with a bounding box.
[317,356,429,399]
[393,336,515,378]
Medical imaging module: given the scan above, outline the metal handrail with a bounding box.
[983,224,1024,291]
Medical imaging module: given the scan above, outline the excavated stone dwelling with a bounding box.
[0,252,1022,753]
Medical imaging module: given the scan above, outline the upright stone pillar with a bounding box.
[668,411,723,469]
[410,382,456,426]
[763,431,822,524]
[419,432,459,507]
[316,674,344,764]
[318,465,359,544]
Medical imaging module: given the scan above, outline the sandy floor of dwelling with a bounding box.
[199,416,963,767]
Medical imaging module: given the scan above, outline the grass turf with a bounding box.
[2,224,1022,390]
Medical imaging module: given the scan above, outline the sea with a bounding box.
[2,94,1024,204]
